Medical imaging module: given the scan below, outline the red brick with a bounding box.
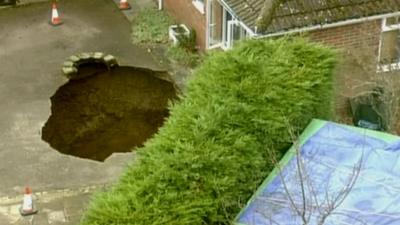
[163,0,207,51]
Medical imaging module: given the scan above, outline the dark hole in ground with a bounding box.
[77,62,108,78]
[42,66,178,161]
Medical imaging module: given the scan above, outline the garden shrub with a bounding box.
[80,38,337,225]
[167,45,202,68]
[177,28,197,52]
[167,28,201,68]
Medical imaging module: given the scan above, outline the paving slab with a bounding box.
[0,186,105,225]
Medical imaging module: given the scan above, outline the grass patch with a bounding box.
[167,28,202,67]
[80,38,337,225]
[132,8,174,44]
[167,46,202,68]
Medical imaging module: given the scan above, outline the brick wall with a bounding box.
[160,2,385,121]
[163,0,207,50]
[309,20,383,119]
[310,20,381,51]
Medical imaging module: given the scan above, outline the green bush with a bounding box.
[167,45,202,68]
[168,28,201,67]
[176,28,197,52]
[80,38,337,225]
[132,8,174,44]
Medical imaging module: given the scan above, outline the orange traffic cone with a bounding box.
[19,187,38,216]
[50,2,62,26]
[119,0,131,10]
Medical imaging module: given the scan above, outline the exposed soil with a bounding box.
[42,66,178,161]
[76,62,109,79]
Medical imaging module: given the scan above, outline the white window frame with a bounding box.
[192,0,205,14]
[206,0,226,50]
[205,0,255,50]
[378,17,400,72]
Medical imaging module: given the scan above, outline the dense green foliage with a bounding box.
[81,38,337,225]
[167,45,202,68]
[167,28,202,68]
[132,8,174,44]
[176,28,197,52]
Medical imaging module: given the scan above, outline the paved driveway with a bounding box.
[0,0,159,201]
[0,0,162,223]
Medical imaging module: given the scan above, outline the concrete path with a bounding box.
[0,185,103,225]
[0,0,161,224]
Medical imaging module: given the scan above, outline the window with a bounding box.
[208,0,223,47]
[379,17,400,65]
[192,0,205,14]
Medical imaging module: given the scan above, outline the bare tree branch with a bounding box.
[258,117,366,225]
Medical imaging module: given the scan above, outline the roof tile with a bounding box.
[220,0,400,34]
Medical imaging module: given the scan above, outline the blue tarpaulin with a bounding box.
[235,119,400,225]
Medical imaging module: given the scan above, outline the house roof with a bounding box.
[221,0,400,34]
[221,0,265,31]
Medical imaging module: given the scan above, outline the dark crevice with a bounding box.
[76,62,109,78]
[42,66,178,161]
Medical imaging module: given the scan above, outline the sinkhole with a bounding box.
[42,60,178,161]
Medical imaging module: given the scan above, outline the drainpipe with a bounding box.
[158,0,162,10]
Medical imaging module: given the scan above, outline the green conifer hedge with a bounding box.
[81,38,337,225]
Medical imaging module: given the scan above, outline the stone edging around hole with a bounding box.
[62,52,118,79]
